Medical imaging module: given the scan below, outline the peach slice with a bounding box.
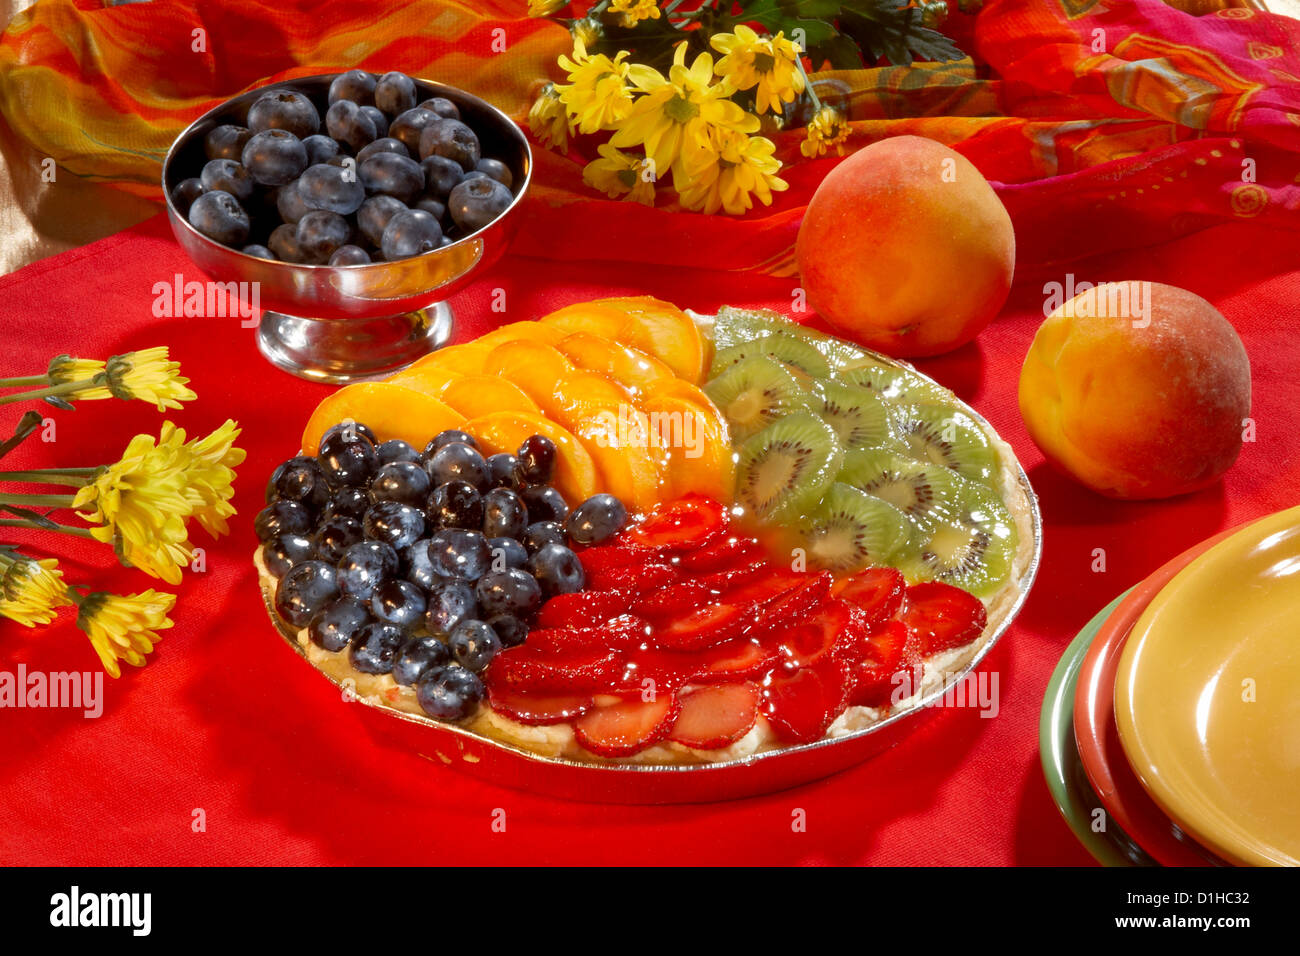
[400,342,492,377]
[463,411,599,504]
[480,341,575,420]
[386,362,461,397]
[438,374,541,419]
[541,296,707,383]
[474,321,566,349]
[555,332,676,397]
[640,390,734,504]
[302,382,465,455]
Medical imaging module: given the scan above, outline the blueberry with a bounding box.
[486,613,529,648]
[388,108,443,154]
[274,183,311,225]
[170,177,206,215]
[205,124,252,162]
[267,223,303,262]
[296,210,352,263]
[392,636,451,686]
[380,208,442,260]
[566,493,627,546]
[241,243,276,260]
[428,442,488,490]
[487,536,529,571]
[359,105,390,138]
[297,163,366,215]
[419,119,480,171]
[415,664,484,720]
[418,97,459,120]
[336,539,399,601]
[262,532,315,578]
[187,189,250,246]
[420,154,464,200]
[522,485,569,524]
[323,421,379,446]
[522,521,566,555]
[377,439,421,465]
[476,568,542,618]
[363,501,427,551]
[369,460,431,507]
[359,152,425,204]
[413,196,447,221]
[349,621,406,674]
[427,480,483,530]
[255,500,313,541]
[449,619,501,673]
[529,542,586,597]
[405,539,441,589]
[314,515,364,564]
[424,430,478,456]
[275,560,340,627]
[483,453,520,490]
[356,194,408,247]
[323,486,370,522]
[425,580,477,636]
[318,430,379,487]
[273,456,331,514]
[268,456,315,502]
[448,176,513,233]
[357,137,411,164]
[481,487,528,539]
[329,244,371,265]
[374,71,417,116]
[370,579,427,628]
[328,70,376,106]
[241,129,307,186]
[431,528,491,581]
[474,157,513,190]
[325,99,379,151]
[247,91,321,138]
[516,435,557,485]
[301,134,341,165]
[308,599,372,652]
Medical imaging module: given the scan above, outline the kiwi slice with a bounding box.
[710,305,784,352]
[796,482,913,573]
[811,381,891,448]
[887,404,999,483]
[898,477,1017,598]
[734,411,843,523]
[833,358,953,406]
[704,354,810,443]
[839,448,962,533]
[711,333,831,380]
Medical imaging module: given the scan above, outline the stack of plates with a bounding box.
[1040,506,1300,866]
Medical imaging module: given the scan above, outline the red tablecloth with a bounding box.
[1,214,1297,866]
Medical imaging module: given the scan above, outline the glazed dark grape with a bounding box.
[272,456,331,514]
[522,484,569,524]
[448,176,512,233]
[487,536,529,571]
[363,501,426,551]
[313,515,364,564]
[431,528,491,581]
[481,487,528,539]
[419,119,480,171]
[266,454,319,502]
[424,430,477,457]
[420,154,463,200]
[404,538,441,589]
[357,137,410,163]
[308,599,371,652]
[522,521,566,555]
[188,190,250,246]
[328,69,376,106]
[425,580,477,636]
[349,621,406,674]
[377,439,421,465]
[392,636,450,686]
[325,99,379,152]
[420,97,460,120]
[566,493,627,545]
[336,540,399,601]
[241,129,308,186]
[485,453,522,490]
[374,71,417,116]
[359,152,425,204]
[329,244,371,266]
[369,461,431,507]
[170,177,206,215]
[255,500,313,542]
[370,579,428,629]
[298,163,365,215]
[475,568,542,618]
[323,421,378,446]
[381,208,442,260]
[248,91,321,138]
[529,542,586,597]
[301,133,341,165]
[427,442,489,490]
[516,434,557,485]
[275,183,311,224]
[205,124,252,162]
[356,194,407,247]
[427,480,483,530]
[416,664,483,720]
[275,560,340,627]
[318,430,378,487]
[242,243,276,260]
[388,108,442,154]
[474,157,513,189]
[322,486,370,521]
[486,613,528,648]
[449,619,501,673]
[263,532,315,578]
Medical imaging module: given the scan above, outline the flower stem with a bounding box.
[0,380,89,407]
[0,518,96,539]
[0,375,50,388]
[0,469,94,487]
[0,491,77,508]
[0,411,44,464]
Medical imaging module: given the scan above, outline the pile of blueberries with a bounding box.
[257,422,628,721]
[172,70,516,264]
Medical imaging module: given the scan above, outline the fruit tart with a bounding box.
[256,296,1038,766]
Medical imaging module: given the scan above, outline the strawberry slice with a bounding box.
[623,494,727,551]
[762,657,851,745]
[760,571,834,631]
[653,601,757,651]
[487,685,593,725]
[578,544,671,575]
[837,617,924,707]
[616,650,696,696]
[584,561,680,595]
[536,589,632,629]
[766,598,851,668]
[723,567,810,607]
[901,581,988,655]
[574,693,680,757]
[631,579,716,621]
[833,566,906,629]
[691,638,780,683]
[669,682,761,749]
[677,534,765,572]
[488,645,626,693]
[698,560,772,595]
[527,614,650,654]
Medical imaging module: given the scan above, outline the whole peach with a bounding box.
[1019,281,1251,499]
[795,135,1015,357]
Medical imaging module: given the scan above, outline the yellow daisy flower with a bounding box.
[103,346,197,412]
[76,589,175,678]
[528,84,571,153]
[801,105,850,158]
[610,0,661,29]
[610,42,758,185]
[0,555,70,627]
[678,125,788,216]
[571,16,602,49]
[555,38,638,134]
[582,144,656,206]
[46,355,110,399]
[527,0,567,16]
[182,419,247,539]
[711,25,805,115]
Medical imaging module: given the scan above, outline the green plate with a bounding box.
[1039,591,1156,867]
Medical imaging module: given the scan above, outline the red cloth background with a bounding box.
[1,213,1297,865]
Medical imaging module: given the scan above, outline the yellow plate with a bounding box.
[1114,506,1300,866]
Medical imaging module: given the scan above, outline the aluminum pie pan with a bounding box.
[257,353,1043,804]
